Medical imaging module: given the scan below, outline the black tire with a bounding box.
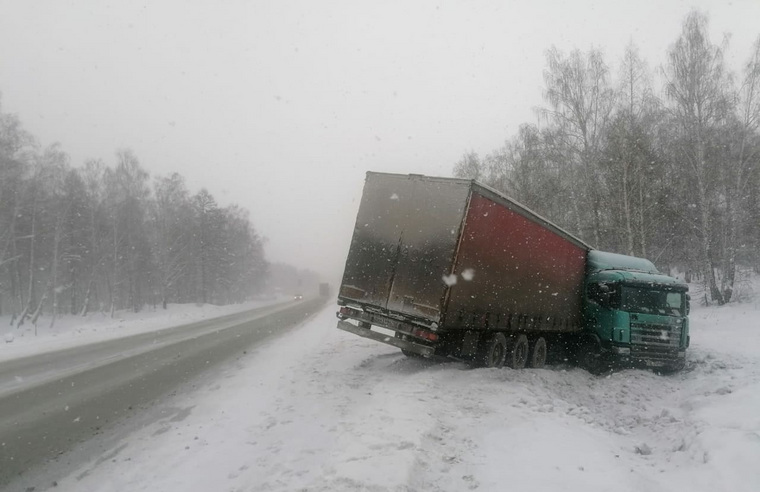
[529,337,548,368]
[477,333,508,368]
[395,332,422,358]
[401,348,422,358]
[506,334,529,369]
[578,339,607,375]
[657,360,686,374]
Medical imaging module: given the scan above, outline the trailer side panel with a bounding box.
[444,193,587,332]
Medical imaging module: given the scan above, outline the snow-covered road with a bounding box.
[34,302,760,492]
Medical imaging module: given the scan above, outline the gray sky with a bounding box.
[1,0,758,281]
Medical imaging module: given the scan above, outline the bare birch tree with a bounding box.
[540,47,616,245]
[663,11,734,304]
[721,36,760,301]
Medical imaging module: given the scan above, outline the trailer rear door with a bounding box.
[340,174,470,321]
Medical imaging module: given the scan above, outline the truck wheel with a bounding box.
[657,360,686,374]
[478,333,508,368]
[506,334,529,369]
[529,337,548,368]
[578,340,606,375]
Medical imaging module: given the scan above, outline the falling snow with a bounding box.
[442,274,458,286]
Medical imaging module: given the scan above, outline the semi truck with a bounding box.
[336,172,689,373]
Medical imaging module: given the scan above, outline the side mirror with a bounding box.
[685,293,691,315]
[589,283,612,307]
[599,283,613,304]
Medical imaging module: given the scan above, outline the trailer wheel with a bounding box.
[478,333,508,368]
[395,333,422,358]
[401,349,422,358]
[506,334,529,369]
[529,337,548,368]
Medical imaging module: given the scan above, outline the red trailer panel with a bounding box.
[444,192,587,332]
[339,172,590,336]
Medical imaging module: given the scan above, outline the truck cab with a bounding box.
[582,250,689,372]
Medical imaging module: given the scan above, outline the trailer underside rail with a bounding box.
[336,320,435,357]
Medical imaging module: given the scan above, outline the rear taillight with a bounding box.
[337,306,358,319]
[411,328,439,342]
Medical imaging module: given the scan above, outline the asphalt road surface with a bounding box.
[0,297,325,489]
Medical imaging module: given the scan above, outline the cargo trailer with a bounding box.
[337,172,689,373]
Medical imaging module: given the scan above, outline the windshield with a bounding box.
[622,286,685,316]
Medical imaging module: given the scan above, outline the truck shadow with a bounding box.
[360,350,696,378]
[363,352,470,375]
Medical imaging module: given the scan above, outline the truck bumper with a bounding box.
[336,320,435,357]
[634,351,686,368]
[607,343,685,369]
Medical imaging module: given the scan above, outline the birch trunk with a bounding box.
[49,216,63,328]
[696,144,724,305]
[110,217,118,318]
[622,161,635,255]
[637,173,646,258]
[16,190,38,328]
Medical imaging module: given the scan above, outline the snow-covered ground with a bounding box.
[0,297,287,363]
[39,297,760,492]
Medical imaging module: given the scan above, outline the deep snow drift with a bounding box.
[30,296,760,492]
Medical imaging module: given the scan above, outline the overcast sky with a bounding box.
[1,0,759,281]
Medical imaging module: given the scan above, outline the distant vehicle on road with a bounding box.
[336,172,689,373]
[293,294,303,301]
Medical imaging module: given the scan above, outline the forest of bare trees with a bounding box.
[0,103,268,326]
[454,12,760,305]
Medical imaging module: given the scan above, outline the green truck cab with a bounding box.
[581,251,690,373]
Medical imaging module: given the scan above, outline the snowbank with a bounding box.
[0,298,287,363]
[47,300,760,492]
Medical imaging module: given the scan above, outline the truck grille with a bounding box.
[630,322,682,361]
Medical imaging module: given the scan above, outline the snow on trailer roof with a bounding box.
[587,250,658,274]
[367,171,593,251]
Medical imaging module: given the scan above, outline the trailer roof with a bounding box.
[587,250,658,274]
[367,171,593,251]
